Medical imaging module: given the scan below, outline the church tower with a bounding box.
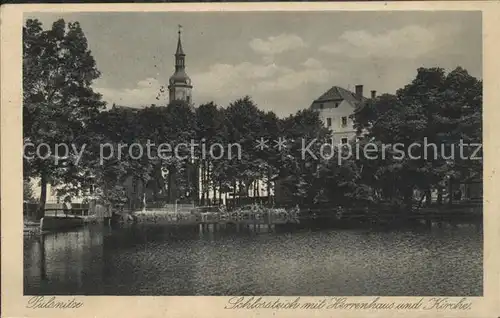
[168,25,193,104]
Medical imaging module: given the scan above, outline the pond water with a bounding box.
[24,224,482,296]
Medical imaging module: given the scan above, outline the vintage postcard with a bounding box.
[1,2,499,318]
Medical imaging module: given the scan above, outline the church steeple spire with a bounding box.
[175,25,185,72]
[176,25,185,56]
[168,24,192,104]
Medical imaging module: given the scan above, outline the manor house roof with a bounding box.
[310,85,371,112]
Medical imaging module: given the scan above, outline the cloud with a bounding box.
[250,34,306,55]
[191,62,289,100]
[192,58,335,98]
[189,60,336,116]
[257,68,334,92]
[302,58,322,69]
[95,61,293,108]
[217,62,282,79]
[95,77,164,108]
[320,25,440,59]
[187,57,337,110]
[257,58,333,91]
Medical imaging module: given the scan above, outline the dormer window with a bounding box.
[319,103,324,109]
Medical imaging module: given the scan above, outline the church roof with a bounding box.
[170,26,190,86]
[169,69,191,85]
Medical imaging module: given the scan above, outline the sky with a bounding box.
[26,11,482,117]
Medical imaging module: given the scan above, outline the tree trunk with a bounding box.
[403,186,413,214]
[416,191,426,211]
[267,168,271,204]
[167,170,171,203]
[206,162,211,204]
[200,161,205,205]
[194,161,200,205]
[437,186,443,205]
[168,165,178,204]
[37,172,48,220]
[238,181,242,205]
[233,180,237,205]
[218,181,222,204]
[212,177,216,206]
[425,188,432,206]
[448,178,453,206]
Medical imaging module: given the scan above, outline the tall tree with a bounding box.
[277,108,331,206]
[223,96,267,201]
[259,111,281,203]
[23,19,105,219]
[162,100,196,203]
[195,102,225,204]
[87,106,149,209]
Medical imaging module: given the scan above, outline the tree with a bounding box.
[195,102,225,204]
[23,19,105,219]
[276,108,331,206]
[259,111,281,203]
[222,96,266,202]
[86,106,148,209]
[23,180,37,203]
[353,66,482,210]
[161,100,197,203]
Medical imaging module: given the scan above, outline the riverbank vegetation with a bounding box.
[131,205,299,225]
[23,19,482,222]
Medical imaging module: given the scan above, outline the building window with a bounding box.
[319,103,324,109]
[341,116,348,127]
[334,102,339,108]
[349,114,355,127]
[326,118,332,127]
[187,95,191,103]
[341,137,348,144]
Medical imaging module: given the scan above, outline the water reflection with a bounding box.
[24,224,482,296]
[24,226,106,294]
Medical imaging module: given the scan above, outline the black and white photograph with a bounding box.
[18,9,484,299]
